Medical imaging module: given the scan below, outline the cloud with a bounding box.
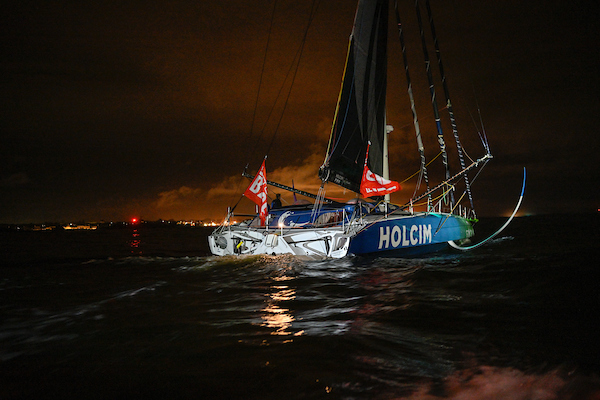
[206,175,248,199]
[155,186,203,209]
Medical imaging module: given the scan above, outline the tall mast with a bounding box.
[414,0,453,205]
[383,121,393,202]
[424,0,474,210]
[394,0,431,208]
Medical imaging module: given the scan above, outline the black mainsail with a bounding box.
[320,0,388,194]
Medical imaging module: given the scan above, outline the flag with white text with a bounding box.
[244,159,268,225]
[360,144,400,198]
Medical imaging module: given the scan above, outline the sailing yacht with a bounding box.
[208,0,496,259]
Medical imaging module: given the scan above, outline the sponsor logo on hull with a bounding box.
[378,224,432,249]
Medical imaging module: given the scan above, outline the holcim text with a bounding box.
[378,224,432,249]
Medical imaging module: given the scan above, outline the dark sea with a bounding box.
[1,214,599,399]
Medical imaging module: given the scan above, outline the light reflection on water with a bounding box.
[260,275,304,338]
[129,229,141,255]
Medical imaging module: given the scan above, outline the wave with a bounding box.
[0,281,166,361]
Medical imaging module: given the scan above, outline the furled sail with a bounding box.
[320,0,388,194]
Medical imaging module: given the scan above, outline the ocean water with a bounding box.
[1,214,599,399]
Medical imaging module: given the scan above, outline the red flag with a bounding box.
[244,159,268,225]
[360,144,400,198]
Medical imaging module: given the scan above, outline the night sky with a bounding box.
[1,0,598,224]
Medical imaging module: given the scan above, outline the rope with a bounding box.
[266,0,322,155]
[434,189,466,235]
[247,0,278,155]
[409,183,453,208]
[400,151,443,184]
[310,183,327,224]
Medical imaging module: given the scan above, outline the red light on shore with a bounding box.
[131,218,138,224]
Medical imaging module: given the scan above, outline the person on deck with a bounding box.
[271,193,282,209]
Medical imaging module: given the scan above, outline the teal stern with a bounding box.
[348,213,474,257]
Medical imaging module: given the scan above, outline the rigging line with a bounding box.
[450,154,491,220]
[402,183,454,211]
[414,0,452,206]
[252,48,299,152]
[214,191,247,232]
[412,168,423,200]
[253,0,323,143]
[402,153,492,209]
[230,177,246,208]
[394,0,431,205]
[400,151,442,184]
[461,143,475,164]
[310,183,327,223]
[434,190,467,235]
[250,0,319,160]
[466,106,488,157]
[466,156,490,185]
[411,188,448,208]
[227,161,252,209]
[266,0,322,155]
[424,0,474,211]
[351,200,405,235]
[250,61,303,160]
[229,194,246,215]
[227,1,280,217]
[474,94,491,154]
[247,0,278,146]
[405,155,491,211]
[447,0,491,157]
[246,0,280,165]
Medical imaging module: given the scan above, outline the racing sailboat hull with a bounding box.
[209,205,473,259]
[348,213,474,257]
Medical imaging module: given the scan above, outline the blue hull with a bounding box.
[348,213,474,257]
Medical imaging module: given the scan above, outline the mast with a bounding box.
[414,0,453,204]
[424,0,475,210]
[393,0,432,209]
[384,122,393,202]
